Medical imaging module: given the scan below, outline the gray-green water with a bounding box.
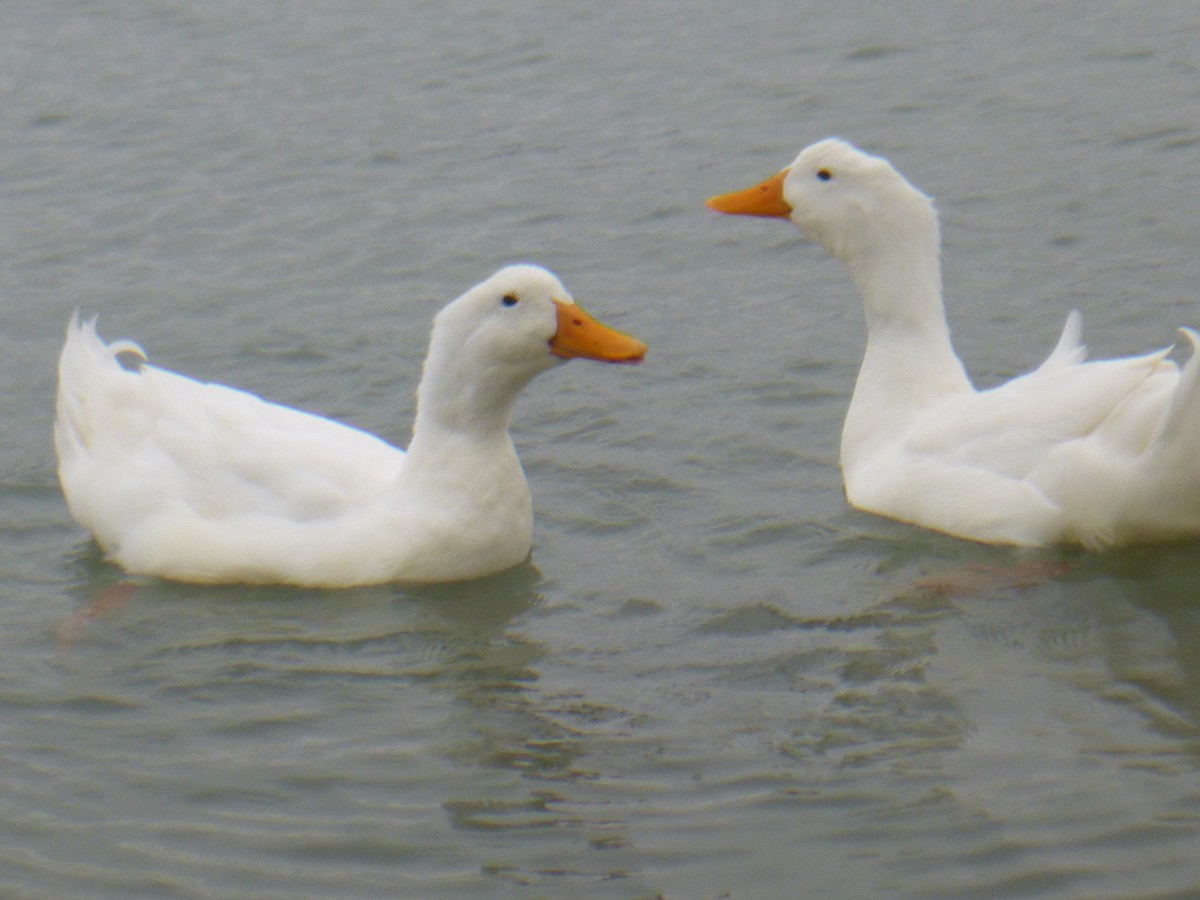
[4,2,1200,896]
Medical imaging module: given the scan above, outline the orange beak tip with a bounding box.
[616,346,647,365]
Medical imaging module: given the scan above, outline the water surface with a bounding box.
[4,2,1200,896]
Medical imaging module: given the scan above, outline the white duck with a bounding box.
[708,139,1200,549]
[55,265,646,586]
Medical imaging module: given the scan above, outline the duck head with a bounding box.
[418,265,646,433]
[707,139,939,266]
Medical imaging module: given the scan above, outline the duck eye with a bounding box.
[816,169,833,182]
[501,294,518,307]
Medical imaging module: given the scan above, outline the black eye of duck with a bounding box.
[816,169,833,182]
[501,294,519,307]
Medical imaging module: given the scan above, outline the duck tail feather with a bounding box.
[1148,327,1200,450]
[1035,309,1087,374]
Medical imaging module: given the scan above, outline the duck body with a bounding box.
[709,139,1200,549]
[55,265,646,586]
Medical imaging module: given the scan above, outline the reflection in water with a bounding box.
[410,571,607,840]
[1077,546,1200,736]
[408,566,581,788]
[880,545,1200,898]
[22,558,577,894]
[43,509,1200,896]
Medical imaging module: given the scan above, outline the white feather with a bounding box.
[54,265,644,585]
[716,138,1200,548]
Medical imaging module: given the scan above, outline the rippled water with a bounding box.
[4,1,1200,896]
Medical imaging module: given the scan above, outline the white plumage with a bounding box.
[55,265,646,585]
[709,139,1200,548]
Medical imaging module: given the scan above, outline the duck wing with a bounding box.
[55,317,405,550]
[905,318,1176,481]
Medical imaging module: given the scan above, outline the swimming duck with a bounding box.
[55,265,646,585]
[708,139,1200,548]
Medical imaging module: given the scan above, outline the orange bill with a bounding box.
[550,300,647,364]
[705,168,792,218]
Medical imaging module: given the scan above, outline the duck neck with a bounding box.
[406,366,523,465]
[842,239,973,468]
[403,332,543,479]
